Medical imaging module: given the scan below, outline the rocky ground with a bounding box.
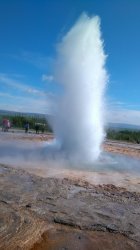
[0,164,140,250]
[0,130,140,158]
[0,131,140,249]
[104,140,140,158]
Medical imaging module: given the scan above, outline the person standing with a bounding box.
[35,123,39,134]
[24,122,29,133]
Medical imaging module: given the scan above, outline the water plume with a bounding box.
[51,13,108,163]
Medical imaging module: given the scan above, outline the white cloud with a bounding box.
[0,92,15,98]
[0,93,47,114]
[0,74,45,96]
[0,74,48,114]
[12,51,54,70]
[42,74,54,82]
[106,98,140,125]
[107,109,140,126]
[0,76,140,125]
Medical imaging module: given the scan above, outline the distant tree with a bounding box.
[107,129,140,144]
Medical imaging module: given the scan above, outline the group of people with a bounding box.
[1,118,45,134]
[24,122,45,134]
[2,119,11,132]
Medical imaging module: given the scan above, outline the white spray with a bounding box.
[51,13,108,163]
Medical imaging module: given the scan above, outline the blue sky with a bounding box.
[0,0,140,125]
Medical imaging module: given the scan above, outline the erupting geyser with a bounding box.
[51,13,108,163]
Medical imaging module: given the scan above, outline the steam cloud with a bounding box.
[51,13,108,163]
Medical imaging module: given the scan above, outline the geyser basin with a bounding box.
[51,13,107,163]
[0,138,139,174]
[0,133,139,192]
